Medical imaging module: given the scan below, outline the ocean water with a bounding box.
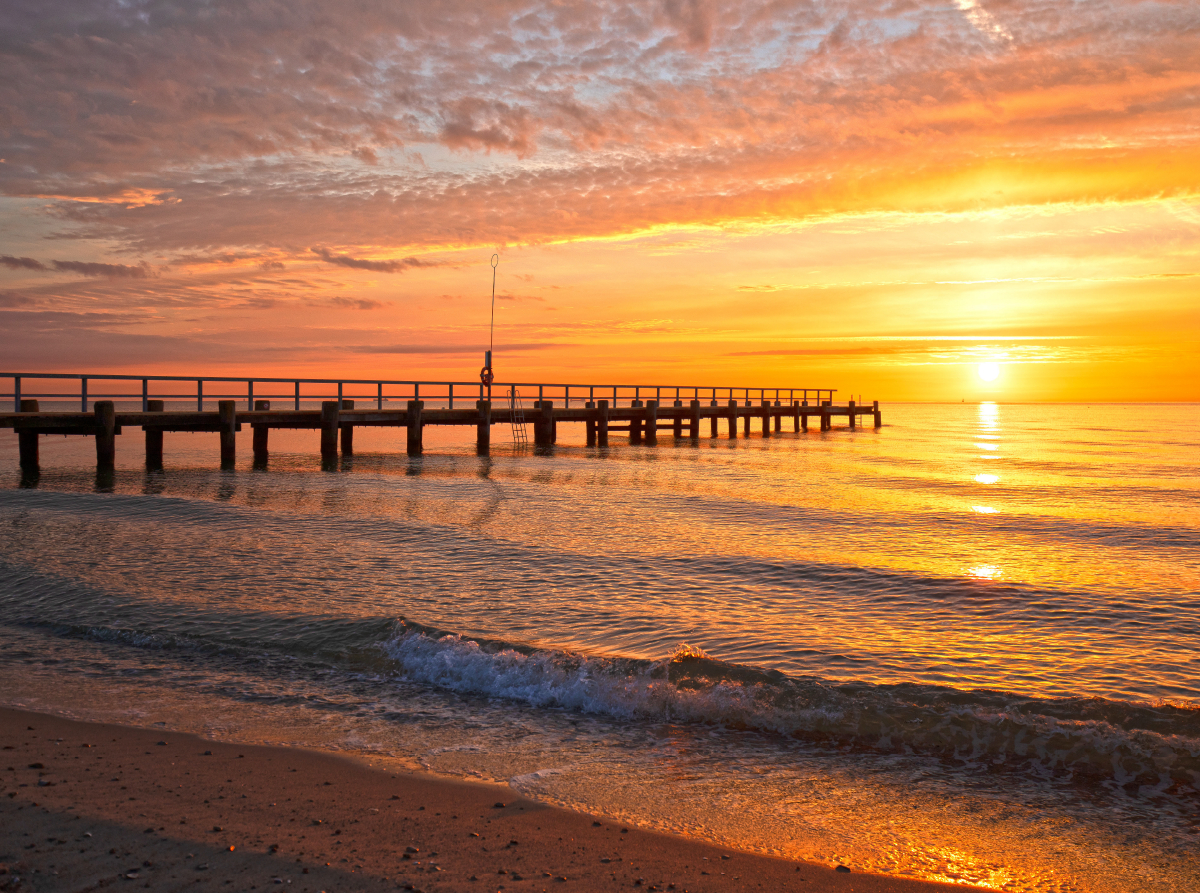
[0,402,1197,892]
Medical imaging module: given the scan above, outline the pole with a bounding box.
[486,254,498,402]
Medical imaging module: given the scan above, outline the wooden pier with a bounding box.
[1,373,881,471]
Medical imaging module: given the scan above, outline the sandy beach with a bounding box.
[0,708,989,893]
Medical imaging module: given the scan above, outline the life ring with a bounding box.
[479,366,494,386]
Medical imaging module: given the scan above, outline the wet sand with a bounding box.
[1,708,985,893]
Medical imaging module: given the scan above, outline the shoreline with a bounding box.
[0,707,987,893]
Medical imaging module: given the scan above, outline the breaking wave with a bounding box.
[385,620,1200,791]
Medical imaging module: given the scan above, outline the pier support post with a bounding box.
[17,399,38,469]
[709,400,719,438]
[774,400,782,432]
[145,400,164,468]
[644,400,658,445]
[792,401,800,433]
[848,400,856,431]
[218,400,237,467]
[821,401,831,432]
[476,400,491,454]
[252,400,270,465]
[406,400,423,455]
[339,399,355,455]
[630,399,643,443]
[873,400,882,428]
[597,399,609,447]
[727,399,738,439]
[743,400,752,437]
[801,400,809,433]
[673,400,683,438]
[95,401,116,469]
[761,400,771,437]
[689,400,701,439]
[320,400,340,461]
[533,400,554,447]
[585,402,596,447]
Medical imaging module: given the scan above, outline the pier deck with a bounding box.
[2,372,881,470]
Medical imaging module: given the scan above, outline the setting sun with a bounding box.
[978,363,1001,382]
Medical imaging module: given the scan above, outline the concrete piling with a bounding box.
[644,400,659,445]
[339,399,355,455]
[406,400,423,455]
[95,401,116,469]
[18,399,38,469]
[252,400,270,464]
[477,400,491,453]
[145,399,165,467]
[218,400,237,467]
[597,399,609,447]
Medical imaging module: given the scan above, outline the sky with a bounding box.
[1,0,1198,402]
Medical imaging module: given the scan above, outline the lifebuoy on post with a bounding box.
[480,366,494,387]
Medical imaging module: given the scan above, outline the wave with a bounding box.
[384,620,1200,791]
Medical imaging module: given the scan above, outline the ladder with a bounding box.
[508,386,529,446]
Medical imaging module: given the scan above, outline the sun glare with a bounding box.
[978,362,1001,382]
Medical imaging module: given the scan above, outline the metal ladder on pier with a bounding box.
[508,387,529,446]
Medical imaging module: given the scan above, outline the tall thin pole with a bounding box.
[490,254,498,358]
[487,254,498,402]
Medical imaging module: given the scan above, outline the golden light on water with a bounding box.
[978,362,1001,382]
[974,473,1000,484]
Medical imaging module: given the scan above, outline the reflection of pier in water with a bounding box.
[2,372,882,471]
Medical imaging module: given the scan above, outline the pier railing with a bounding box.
[1,372,836,413]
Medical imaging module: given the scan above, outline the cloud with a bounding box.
[312,247,442,273]
[1,256,46,271]
[50,260,151,278]
[2,255,151,277]
[0,291,39,307]
[326,296,385,310]
[352,342,568,355]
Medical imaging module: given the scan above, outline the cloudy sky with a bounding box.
[1,0,1197,400]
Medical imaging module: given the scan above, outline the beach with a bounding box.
[1,708,985,893]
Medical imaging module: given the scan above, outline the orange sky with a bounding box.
[1,0,1198,402]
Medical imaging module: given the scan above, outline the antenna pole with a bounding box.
[482,254,498,402]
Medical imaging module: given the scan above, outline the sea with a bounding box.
[1,402,1197,892]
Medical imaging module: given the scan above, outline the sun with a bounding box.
[978,362,1001,382]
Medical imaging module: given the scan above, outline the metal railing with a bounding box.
[1,372,836,413]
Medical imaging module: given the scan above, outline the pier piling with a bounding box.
[630,399,643,443]
[319,401,340,461]
[145,400,164,468]
[597,399,609,447]
[774,400,782,432]
[218,400,237,467]
[406,400,423,455]
[645,400,659,445]
[690,400,701,439]
[339,400,355,455]
[761,399,771,437]
[874,400,882,428]
[673,400,683,438]
[477,400,491,453]
[727,399,738,439]
[95,401,116,469]
[709,400,719,438]
[252,400,270,465]
[17,399,38,469]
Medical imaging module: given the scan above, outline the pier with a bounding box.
[1,373,881,471]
